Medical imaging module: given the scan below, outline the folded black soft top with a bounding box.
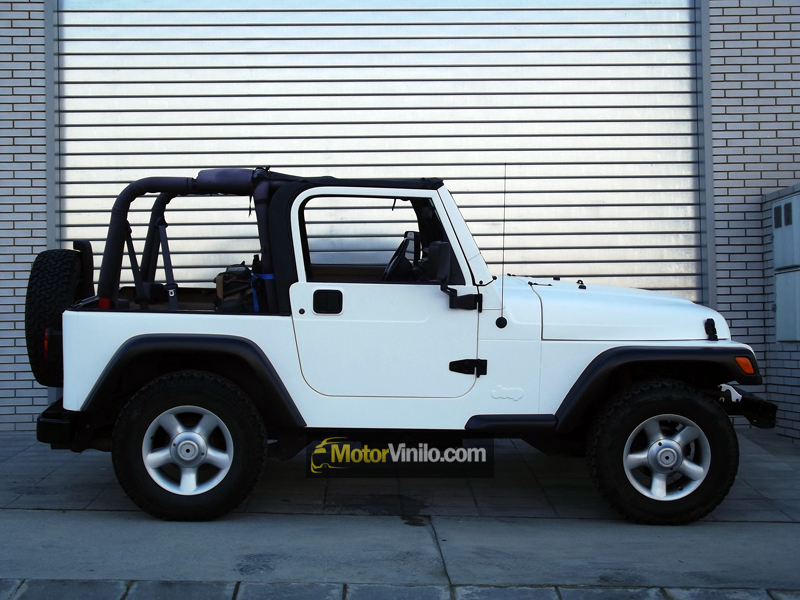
[197,168,444,193]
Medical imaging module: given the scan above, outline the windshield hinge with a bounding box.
[445,288,483,311]
[449,359,488,377]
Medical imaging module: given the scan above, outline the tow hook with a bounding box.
[718,384,777,429]
[719,384,741,403]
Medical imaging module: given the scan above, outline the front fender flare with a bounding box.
[554,345,761,433]
[465,345,761,436]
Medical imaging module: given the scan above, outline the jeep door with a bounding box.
[289,188,480,398]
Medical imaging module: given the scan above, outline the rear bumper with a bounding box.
[36,399,80,449]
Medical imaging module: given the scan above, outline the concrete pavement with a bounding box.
[2,580,800,600]
[0,427,798,598]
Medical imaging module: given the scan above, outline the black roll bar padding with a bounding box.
[71,240,95,300]
[98,177,195,301]
[253,180,272,270]
[140,192,175,284]
[253,179,278,313]
[195,169,255,194]
[98,171,258,302]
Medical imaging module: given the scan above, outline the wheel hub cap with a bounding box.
[142,405,234,496]
[622,413,712,502]
[170,432,207,467]
[648,439,683,473]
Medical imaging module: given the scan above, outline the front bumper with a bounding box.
[720,386,778,429]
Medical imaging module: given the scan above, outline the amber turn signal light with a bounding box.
[735,356,755,375]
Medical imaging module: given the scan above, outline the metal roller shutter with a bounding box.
[56,0,702,299]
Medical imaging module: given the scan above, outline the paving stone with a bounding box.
[238,582,343,600]
[559,588,666,600]
[552,507,621,519]
[455,585,559,599]
[125,581,236,600]
[725,481,766,500]
[707,509,792,522]
[5,496,95,510]
[245,500,324,514]
[473,496,551,508]
[768,499,800,521]
[0,493,21,507]
[346,584,451,600]
[418,505,481,517]
[663,589,772,600]
[475,506,558,518]
[0,580,21,600]
[84,498,139,511]
[12,579,127,600]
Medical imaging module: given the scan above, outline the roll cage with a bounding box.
[96,168,445,315]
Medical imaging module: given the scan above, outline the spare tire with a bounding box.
[25,249,83,387]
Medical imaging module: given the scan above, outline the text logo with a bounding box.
[306,437,494,478]
[491,385,523,400]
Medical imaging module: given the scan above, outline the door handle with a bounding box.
[313,289,343,314]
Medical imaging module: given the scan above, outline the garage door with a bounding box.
[56,1,703,300]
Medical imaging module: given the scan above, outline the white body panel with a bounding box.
[288,186,481,399]
[62,311,302,413]
[530,278,730,341]
[290,281,478,397]
[61,182,756,431]
[61,308,530,428]
[63,307,749,429]
[475,279,543,414]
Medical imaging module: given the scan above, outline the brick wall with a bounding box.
[0,0,48,430]
[709,0,800,438]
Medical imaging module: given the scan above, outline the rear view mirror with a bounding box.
[428,241,451,288]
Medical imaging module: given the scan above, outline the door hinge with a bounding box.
[445,288,483,311]
[449,359,488,377]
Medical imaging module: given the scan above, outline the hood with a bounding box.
[519,277,729,342]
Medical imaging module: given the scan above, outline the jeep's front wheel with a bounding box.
[587,380,738,525]
[112,371,266,521]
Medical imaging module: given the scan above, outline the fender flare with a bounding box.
[465,345,761,435]
[82,333,306,430]
[554,345,761,433]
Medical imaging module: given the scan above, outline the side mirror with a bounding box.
[428,241,451,289]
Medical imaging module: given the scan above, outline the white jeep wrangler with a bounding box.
[27,168,775,524]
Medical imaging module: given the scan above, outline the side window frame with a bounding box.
[290,186,470,286]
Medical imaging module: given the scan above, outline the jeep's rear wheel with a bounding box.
[25,249,82,387]
[587,380,738,525]
[112,371,266,521]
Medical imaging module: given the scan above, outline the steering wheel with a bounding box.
[381,237,412,281]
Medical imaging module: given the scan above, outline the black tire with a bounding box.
[112,370,267,521]
[25,249,82,387]
[587,380,738,525]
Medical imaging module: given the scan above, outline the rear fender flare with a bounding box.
[82,334,306,431]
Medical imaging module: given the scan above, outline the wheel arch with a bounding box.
[555,345,762,434]
[83,334,306,434]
